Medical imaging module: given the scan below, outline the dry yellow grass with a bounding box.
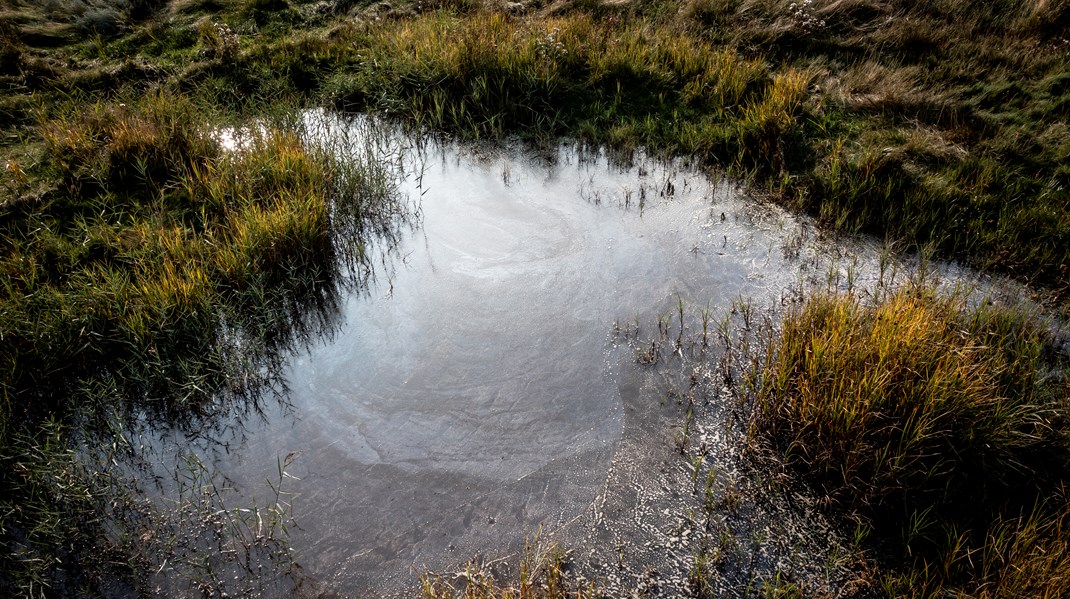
[753,285,1070,595]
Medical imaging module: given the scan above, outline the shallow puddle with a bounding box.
[154,112,1009,595]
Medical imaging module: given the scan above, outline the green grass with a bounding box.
[3,0,1067,297]
[750,284,1070,596]
[320,11,810,165]
[0,89,398,594]
[420,538,597,599]
[1,92,343,415]
[204,0,1068,300]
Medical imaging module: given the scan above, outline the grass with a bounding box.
[1,417,302,596]
[3,0,1067,298]
[2,92,344,415]
[0,88,398,594]
[749,283,1070,595]
[310,1,1068,300]
[322,11,809,166]
[0,0,1068,595]
[420,538,597,599]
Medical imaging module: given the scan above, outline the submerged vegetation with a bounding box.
[0,0,1068,596]
[420,538,597,599]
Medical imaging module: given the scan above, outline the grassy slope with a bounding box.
[3,0,1069,297]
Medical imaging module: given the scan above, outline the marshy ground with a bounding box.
[1,0,1069,597]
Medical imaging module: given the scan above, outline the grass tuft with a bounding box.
[3,93,333,412]
[751,284,1070,594]
[421,538,597,599]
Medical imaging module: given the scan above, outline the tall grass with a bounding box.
[751,284,1070,594]
[0,92,399,594]
[0,93,373,415]
[324,10,809,164]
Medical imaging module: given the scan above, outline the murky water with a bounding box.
[159,113,1011,596]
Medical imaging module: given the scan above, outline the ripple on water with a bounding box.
[186,111,1016,594]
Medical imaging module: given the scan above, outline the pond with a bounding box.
[146,111,1002,596]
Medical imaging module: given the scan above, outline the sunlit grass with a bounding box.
[751,284,1070,595]
[0,89,403,593]
[0,91,387,426]
[421,539,597,599]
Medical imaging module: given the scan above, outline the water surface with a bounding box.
[189,114,985,594]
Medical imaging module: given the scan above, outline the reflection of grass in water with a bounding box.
[0,92,406,594]
[3,418,304,597]
[750,282,1070,597]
